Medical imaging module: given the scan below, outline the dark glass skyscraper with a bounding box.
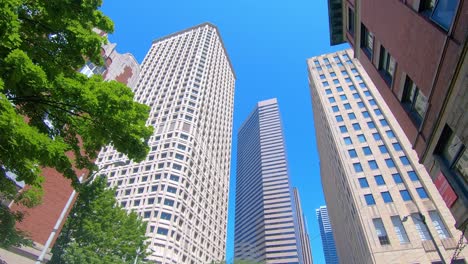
[234,98,307,263]
[316,206,339,264]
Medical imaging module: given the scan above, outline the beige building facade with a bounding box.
[308,49,466,263]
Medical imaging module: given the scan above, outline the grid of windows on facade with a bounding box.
[96,24,235,264]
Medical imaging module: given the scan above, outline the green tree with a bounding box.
[0,0,153,247]
[50,177,148,264]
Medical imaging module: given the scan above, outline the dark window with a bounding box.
[379,46,396,86]
[435,125,467,186]
[157,227,169,235]
[402,76,428,126]
[348,8,355,35]
[361,24,374,58]
[431,0,459,31]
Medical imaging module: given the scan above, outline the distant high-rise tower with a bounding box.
[316,206,339,264]
[294,188,314,264]
[234,98,306,263]
[308,49,466,263]
[97,23,235,264]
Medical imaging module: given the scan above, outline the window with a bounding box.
[323,81,329,87]
[369,99,376,106]
[381,192,393,203]
[393,143,402,151]
[428,211,451,239]
[359,82,367,88]
[393,173,403,184]
[337,86,343,92]
[348,7,355,35]
[379,145,388,154]
[402,76,428,126]
[320,74,325,79]
[375,175,386,185]
[339,126,348,133]
[330,72,336,77]
[359,178,369,188]
[144,211,151,218]
[334,79,340,84]
[348,113,356,120]
[157,227,169,236]
[362,111,370,118]
[412,213,431,241]
[332,106,339,112]
[365,194,376,205]
[164,199,175,206]
[386,130,395,138]
[345,77,352,83]
[391,216,410,244]
[170,175,180,182]
[379,46,396,85]
[340,94,347,100]
[353,93,360,99]
[342,70,348,76]
[436,126,467,185]
[416,187,429,199]
[349,85,356,91]
[367,121,376,129]
[344,137,353,145]
[373,133,381,140]
[374,109,382,116]
[352,123,361,131]
[358,102,365,108]
[385,158,396,168]
[329,97,336,103]
[364,91,371,97]
[369,160,379,170]
[326,89,332,95]
[408,171,419,181]
[336,115,343,122]
[161,212,172,220]
[354,162,363,172]
[167,186,177,193]
[373,218,390,245]
[358,134,366,143]
[363,146,372,156]
[380,119,389,127]
[349,149,358,158]
[400,190,412,201]
[431,0,459,31]
[400,156,410,165]
[344,103,351,110]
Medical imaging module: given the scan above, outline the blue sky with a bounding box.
[101,1,348,263]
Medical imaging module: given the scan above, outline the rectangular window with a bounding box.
[381,191,393,203]
[402,76,428,126]
[329,97,336,103]
[323,81,329,87]
[400,156,410,165]
[412,213,431,241]
[359,178,369,188]
[358,134,366,143]
[320,74,326,79]
[386,130,395,138]
[428,211,451,239]
[375,175,386,185]
[408,171,419,181]
[391,216,410,244]
[393,173,403,184]
[369,160,379,170]
[161,212,172,220]
[379,145,388,154]
[385,158,396,168]
[393,143,402,151]
[344,137,353,145]
[348,8,355,35]
[339,125,348,133]
[170,175,180,182]
[367,121,376,129]
[354,162,363,172]
[362,111,370,118]
[348,113,356,120]
[380,119,389,127]
[373,133,381,140]
[400,190,412,201]
[349,149,358,158]
[353,123,361,131]
[430,0,459,31]
[157,227,169,236]
[336,115,343,122]
[344,103,351,110]
[416,187,429,199]
[337,86,343,92]
[164,199,175,206]
[361,23,374,59]
[436,126,467,186]
[379,46,396,86]
[340,94,347,100]
[326,89,332,95]
[334,79,340,84]
[363,146,372,155]
[373,218,390,245]
[332,106,339,112]
[365,194,376,205]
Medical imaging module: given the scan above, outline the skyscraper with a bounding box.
[96,23,235,263]
[327,0,467,234]
[316,206,339,264]
[308,49,467,263]
[235,98,306,263]
[294,188,314,264]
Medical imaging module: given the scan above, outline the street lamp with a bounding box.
[402,212,446,264]
[35,160,126,264]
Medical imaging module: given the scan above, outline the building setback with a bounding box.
[316,206,339,264]
[294,188,314,264]
[308,49,466,263]
[327,0,468,235]
[234,98,305,263]
[97,23,235,264]
[3,36,140,263]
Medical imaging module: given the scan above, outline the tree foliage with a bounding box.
[50,177,148,264]
[0,0,153,247]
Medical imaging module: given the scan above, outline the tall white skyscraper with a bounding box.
[308,49,466,263]
[97,23,235,264]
